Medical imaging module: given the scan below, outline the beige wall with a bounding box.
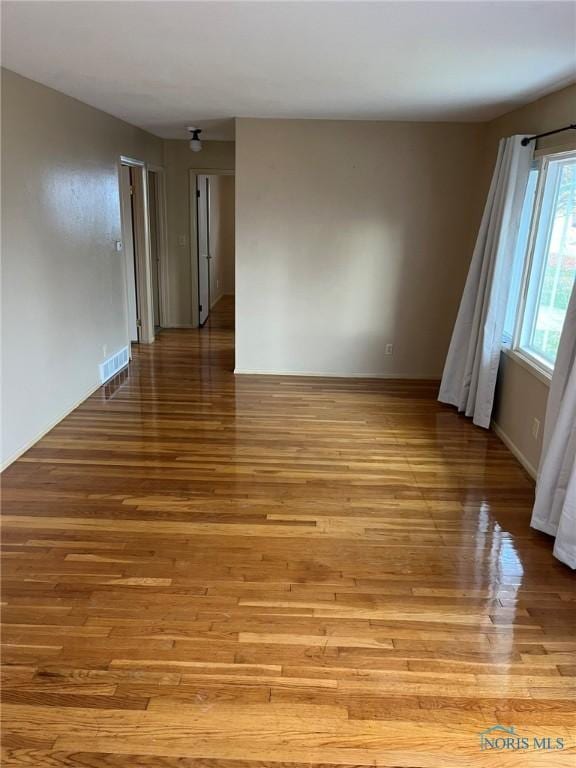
[163,140,235,326]
[209,175,235,305]
[3,64,572,472]
[1,68,163,467]
[489,83,576,476]
[235,118,485,376]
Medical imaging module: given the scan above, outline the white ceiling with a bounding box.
[2,1,575,141]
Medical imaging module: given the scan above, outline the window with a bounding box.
[503,165,539,343]
[509,150,576,375]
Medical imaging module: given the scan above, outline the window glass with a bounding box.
[519,154,576,367]
[503,165,539,343]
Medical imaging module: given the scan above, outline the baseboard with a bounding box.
[234,368,440,380]
[491,420,538,480]
[1,379,103,471]
[211,292,224,309]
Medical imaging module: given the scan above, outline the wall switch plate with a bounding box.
[385,344,393,355]
[178,235,187,246]
[532,417,541,440]
[115,240,122,252]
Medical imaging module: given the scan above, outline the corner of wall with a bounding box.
[491,420,537,480]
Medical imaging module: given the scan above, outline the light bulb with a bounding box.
[188,127,203,152]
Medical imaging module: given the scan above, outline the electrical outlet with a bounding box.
[385,344,393,355]
[532,417,540,440]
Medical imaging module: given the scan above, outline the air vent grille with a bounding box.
[99,346,129,384]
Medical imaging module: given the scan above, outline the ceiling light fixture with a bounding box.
[187,126,202,153]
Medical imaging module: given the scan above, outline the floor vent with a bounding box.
[99,346,129,384]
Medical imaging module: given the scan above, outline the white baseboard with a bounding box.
[1,379,103,471]
[211,292,224,309]
[491,420,537,480]
[212,292,234,308]
[234,368,440,380]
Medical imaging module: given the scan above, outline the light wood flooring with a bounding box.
[2,296,575,767]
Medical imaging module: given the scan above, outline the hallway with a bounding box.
[2,297,575,766]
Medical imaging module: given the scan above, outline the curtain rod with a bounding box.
[521,124,576,147]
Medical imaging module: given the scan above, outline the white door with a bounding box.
[120,164,139,342]
[197,174,211,326]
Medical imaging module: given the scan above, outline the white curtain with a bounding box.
[439,136,534,428]
[531,284,576,569]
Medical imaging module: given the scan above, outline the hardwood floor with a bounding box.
[2,296,575,767]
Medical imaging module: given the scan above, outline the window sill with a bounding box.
[502,347,552,387]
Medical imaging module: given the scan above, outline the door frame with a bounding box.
[147,164,169,329]
[189,168,234,327]
[118,156,155,345]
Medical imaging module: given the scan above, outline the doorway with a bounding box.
[197,174,211,326]
[119,158,167,345]
[119,163,139,342]
[192,170,235,328]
